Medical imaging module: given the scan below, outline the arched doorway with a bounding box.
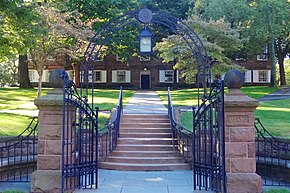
[62,8,226,192]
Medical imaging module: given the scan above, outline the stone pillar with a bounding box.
[224,70,263,193]
[30,70,67,193]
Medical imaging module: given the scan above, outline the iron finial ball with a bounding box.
[49,69,68,88]
[224,70,245,89]
[138,8,153,23]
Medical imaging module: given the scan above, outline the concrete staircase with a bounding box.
[99,114,191,171]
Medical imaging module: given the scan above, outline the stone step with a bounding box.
[119,133,172,138]
[111,150,179,157]
[122,114,169,119]
[105,156,186,164]
[120,123,170,128]
[117,138,177,145]
[116,144,176,151]
[121,119,170,124]
[120,128,171,133]
[98,162,191,171]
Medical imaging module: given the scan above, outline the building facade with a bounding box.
[28,50,271,88]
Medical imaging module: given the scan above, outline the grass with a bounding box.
[157,88,199,107]
[171,86,289,138]
[0,88,135,136]
[0,114,33,136]
[0,88,50,110]
[157,86,279,107]
[255,98,290,138]
[265,189,290,193]
[240,86,280,99]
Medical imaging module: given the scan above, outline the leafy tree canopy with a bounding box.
[154,16,244,83]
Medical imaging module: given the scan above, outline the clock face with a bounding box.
[140,37,151,52]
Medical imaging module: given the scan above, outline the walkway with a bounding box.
[75,170,201,193]
[258,86,290,101]
[123,91,168,114]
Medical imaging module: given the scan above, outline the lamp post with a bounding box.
[139,28,153,54]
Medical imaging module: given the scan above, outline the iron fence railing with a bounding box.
[168,87,193,163]
[99,86,123,162]
[255,118,290,187]
[0,117,38,182]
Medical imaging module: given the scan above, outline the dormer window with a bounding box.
[257,47,268,61]
[139,55,151,61]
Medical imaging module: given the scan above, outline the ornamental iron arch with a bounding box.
[62,8,226,193]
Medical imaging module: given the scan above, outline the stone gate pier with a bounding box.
[224,70,263,193]
[30,70,67,193]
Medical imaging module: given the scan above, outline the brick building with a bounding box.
[28,49,271,88]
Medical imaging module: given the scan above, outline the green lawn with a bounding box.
[0,114,33,136]
[265,189,290,193]
[164,86,289,138]
[0,88,50,110]
[240,86,280,99]
[255,98,290,138]
[157,86,279,107]
[0,88,134,136]
[157,88,199,107]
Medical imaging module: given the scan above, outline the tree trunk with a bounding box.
[37,74,43,98]
[19,55,33,88]
[278,56,286,85]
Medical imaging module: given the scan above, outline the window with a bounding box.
[159,70,174,83]
[95,71,101,82]
[116,55,121,62]
[117,71,126,82]
[112,70,130,83]
[29,70,39,82]
[139,55,151,61]
[257,47,268,61]
[258,71,268,82]
[95,56,104,61]
[94,70,106,83]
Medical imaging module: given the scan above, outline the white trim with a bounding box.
[245,70,252,83]
[253,70,259,83]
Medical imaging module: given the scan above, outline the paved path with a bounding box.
[123,91,168,114]
[258,86,290,101]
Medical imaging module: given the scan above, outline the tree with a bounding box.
[154,16,244,83]
[28,4,94,97]
[0,1,42,88]
[19,55,33,88]
[192,0,290,86]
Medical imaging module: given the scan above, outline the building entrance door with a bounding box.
[141,75,150,89]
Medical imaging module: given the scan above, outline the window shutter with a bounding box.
[245,70,252,83]
[267,70,271,82]
[42,70,48,82]
[253,70,259,83]
[159,70,165,82]
[88,70,93,83]
[125,70,131,83]
[101,71,107,83]
[112,71,117,83]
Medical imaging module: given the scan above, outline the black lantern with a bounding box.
[139,28,152,54]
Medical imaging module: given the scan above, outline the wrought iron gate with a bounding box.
[61,7,226,192]
[62,76,98,192]
[193,80,226,192]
